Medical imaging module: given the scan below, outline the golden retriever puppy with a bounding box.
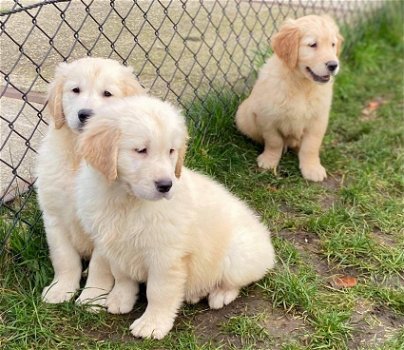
[236,15,343,181]
[75,95,275,339]
[36,57,145,304]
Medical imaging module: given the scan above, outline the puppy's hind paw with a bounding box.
[208,288,239,310]
[257,153,279,171]
[105,283,137,314]
[130,313,174,339]
[106,293,136,315]
[76,288,109,312]
[301,164,327,182]
[42,281,78,304]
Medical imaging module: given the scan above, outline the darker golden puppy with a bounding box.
[236,15,343,181]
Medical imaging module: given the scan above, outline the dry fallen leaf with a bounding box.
[361,97,387,120]
[329,275,358,289]
[368,101,380,110]
[267,185,278,192]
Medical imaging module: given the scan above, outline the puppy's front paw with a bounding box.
[301,164,327,182]
[208,288,239,309]
[76,288,108,311]
[106,286,137,314]
[42,281,78,304]
[257,153,279,170]
[130,313,174,340]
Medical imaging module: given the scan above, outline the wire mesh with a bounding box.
[0,0,384,257]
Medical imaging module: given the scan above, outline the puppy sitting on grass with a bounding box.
[75,95,275,339]
[36,57,145,304]
[236,15,343,181]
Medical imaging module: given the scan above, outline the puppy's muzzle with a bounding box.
[78,109,94,124]
[155,179,172,193]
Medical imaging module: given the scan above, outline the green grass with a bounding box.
[1,3,404,350]
[220,313,270,347]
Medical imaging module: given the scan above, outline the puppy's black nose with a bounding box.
[155,179,172,193]
[78,109,94,123]
[326,61,338,72]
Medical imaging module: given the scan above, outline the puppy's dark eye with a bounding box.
[72,87,80,94]
[309,43,317,48]
[332,43,336,47]
[169,149,175,155]
[135,148,147,154]
[103,90,112,97]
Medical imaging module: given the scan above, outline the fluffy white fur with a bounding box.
[236,15,343,182]
[36,57,144,304]
[75,95,275,339]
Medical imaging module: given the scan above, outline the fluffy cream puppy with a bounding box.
[75,95,275,339]
[236,15,343,182]
[36,57,144,304]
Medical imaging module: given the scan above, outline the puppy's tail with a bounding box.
[235,99,263,144]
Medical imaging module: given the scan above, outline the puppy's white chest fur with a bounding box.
[277,85,332,143]
[76,167,191,282]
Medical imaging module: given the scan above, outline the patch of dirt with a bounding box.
[320,174,344,192]
[192,294,308,349]
[262,310,309,348]
[278,230,322,253]
[278,202,298,215]
[370,229,398,248]
[319,194,338,210]
[80,289,308,348]
[349,301,404,349]
[370,274,404,289]
[318,174,344,210]
[277,230,365,285]
[81,286,150,343]
[83,320,135,343]
[278,230,330,276]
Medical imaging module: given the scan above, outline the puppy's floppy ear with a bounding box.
[78,117,121,183]
[122,66,147,96]
[336,32,344,56]
[47,62,68,129]
[271,19,300,69]
[175,133,188,179]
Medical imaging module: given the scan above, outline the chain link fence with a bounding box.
[0,0,385,257]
